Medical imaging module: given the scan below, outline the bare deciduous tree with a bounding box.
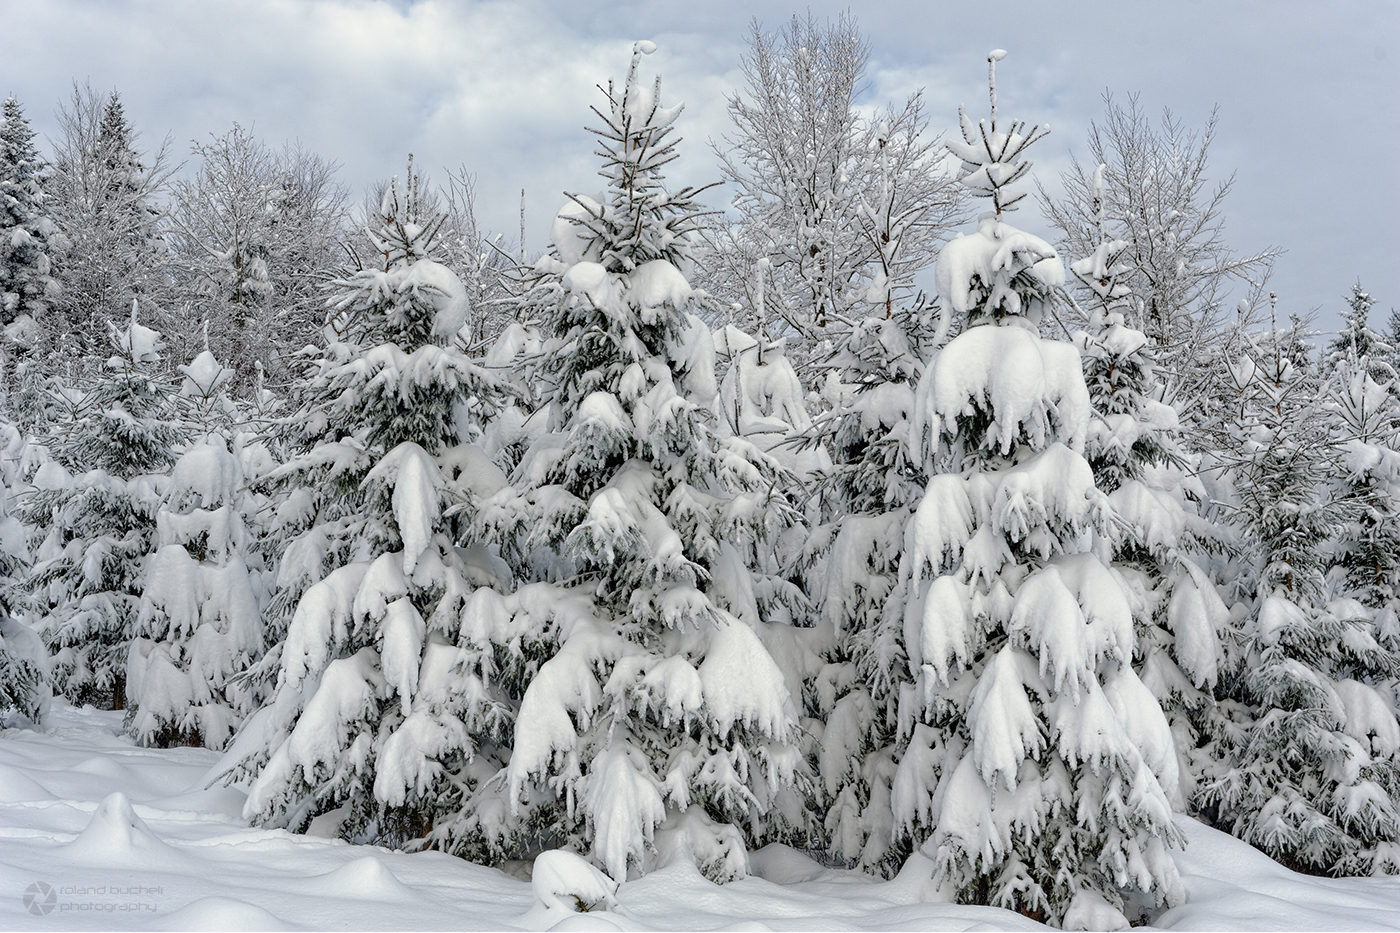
[46,84,178,359]
[705,13,963,364]
[1040,93,1279,413]
[167,125,348,386]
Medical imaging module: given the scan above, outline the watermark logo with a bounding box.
[23,882,56,917]
[20,881,160,917]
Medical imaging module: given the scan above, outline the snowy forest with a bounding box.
[2,18,1399,931]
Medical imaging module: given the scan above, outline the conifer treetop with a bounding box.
[1,98,43,190]
[1069,165,1132,309]
[945,49,1050,217]
[934,51,1063,329]
[556,41,712,276]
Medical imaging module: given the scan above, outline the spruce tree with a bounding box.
[22,308,183,707]
[1326,353,1400,623]
[125,346,266,748]
[1325,282,1395,384]
[238,168,512,846]
[47,87,173,357]
[1200,310,1400,876]
[1070,166,1231,806]
[797,293,942,875]
[0,420,45,723]
[1,97,63,343]
[458,42,810,883]
[892,52,1183,926]
[1323,284,1400,624]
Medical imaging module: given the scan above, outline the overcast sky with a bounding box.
[2,0,1395,335]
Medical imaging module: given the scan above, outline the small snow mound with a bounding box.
[520,850,619,929]
[548,914,626,931]
[0,763,55,802]
[71,755,130,778]
[157,896,295,931]
[63,791,178,865]
[651,809,747,882]
[1062,889,1129,931]
[746,843,825,884]
[310,856,415,900]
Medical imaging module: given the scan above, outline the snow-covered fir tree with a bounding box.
[1070,165,1231,805]
[456,42,811,884]
[1386,300,1400,381]
[1322,283,1400,634]
[1199,312,1400,876]
[797,294,942,875]
[237,168,511,846]
[1,96,64,346]
[1325,282,1395,385]
[892,52,1184,926]
[125,346,266,748]
[127,433,265,748]
[0,419,46,723]
[709,321,828,733]
[22,308,184,708]
[1325,349,1400,626]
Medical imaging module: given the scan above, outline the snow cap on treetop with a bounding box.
[108,299,164,364]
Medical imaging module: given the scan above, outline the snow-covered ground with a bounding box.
[1,704,1397,932]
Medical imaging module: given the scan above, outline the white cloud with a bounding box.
[1,0,1394,330]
